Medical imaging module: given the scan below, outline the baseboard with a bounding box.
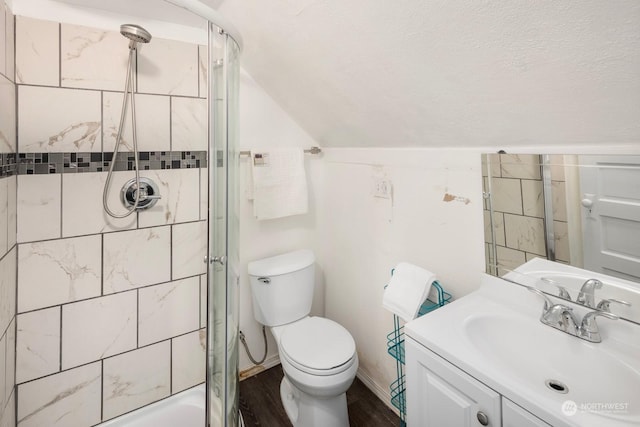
[263,354,281,369]
[239,354,281,380]
[355,368,400,417]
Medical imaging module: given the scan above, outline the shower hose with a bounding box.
[239,325,268,365]
[103,42,142,218]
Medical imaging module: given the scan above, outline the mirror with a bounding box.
[482,153,640,323]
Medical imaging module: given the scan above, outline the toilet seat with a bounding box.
[280,317,356,376]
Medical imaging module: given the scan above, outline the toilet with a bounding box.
[248,249,358,427]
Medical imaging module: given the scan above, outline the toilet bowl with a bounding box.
[248,250,358,427]
[272,317,358,426]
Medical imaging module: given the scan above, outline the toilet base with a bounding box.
[280,376,349,427]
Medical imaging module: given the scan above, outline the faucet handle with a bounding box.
[596,298,631,313]
[554,285,571,300]
[577,279,603,307]
[540,277,572,300]
[527,286,553,310]
[543,304,579,334]
[580,310,619,343]
[583,310,618,323]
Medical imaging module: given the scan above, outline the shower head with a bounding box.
[120,24,152,44]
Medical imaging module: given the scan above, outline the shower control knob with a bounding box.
[477,411,489,426]
[121,177,161,210]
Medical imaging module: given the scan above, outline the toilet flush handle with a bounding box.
[258,277,271,284]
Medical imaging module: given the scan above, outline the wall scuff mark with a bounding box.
[443,193,471,205]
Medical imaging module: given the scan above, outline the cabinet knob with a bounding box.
[477,411,489,426]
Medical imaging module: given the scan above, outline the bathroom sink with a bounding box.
[405,274,640,427]
[463,312,640,425]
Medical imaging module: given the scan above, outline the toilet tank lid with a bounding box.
[248,249,315,277]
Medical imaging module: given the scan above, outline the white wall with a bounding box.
[315,148,485,401]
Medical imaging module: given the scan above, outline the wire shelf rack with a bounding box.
[386,280,451,426]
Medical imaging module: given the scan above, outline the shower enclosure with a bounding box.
[2,0,241,424]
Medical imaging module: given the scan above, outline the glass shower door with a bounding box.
[206,24,241,427]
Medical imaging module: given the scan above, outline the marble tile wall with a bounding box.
[0,2,17,427]
[13,17,209,427]
[483,154,571,275]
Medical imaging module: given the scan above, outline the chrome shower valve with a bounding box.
[121,177,161,210]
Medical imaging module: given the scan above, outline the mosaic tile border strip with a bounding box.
[16,151,208,175]
[0,153,17,178]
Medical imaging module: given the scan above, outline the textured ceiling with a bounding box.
[217,0,640,149]
[48,0,640,149]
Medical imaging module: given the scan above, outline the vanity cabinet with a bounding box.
[405,337,501,426]
[406,337,551,427]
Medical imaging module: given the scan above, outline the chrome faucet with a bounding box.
[576,279,603,308]
[528,287,619,343]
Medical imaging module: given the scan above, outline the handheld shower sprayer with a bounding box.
[103,24,160,218]
[120,24,152,48]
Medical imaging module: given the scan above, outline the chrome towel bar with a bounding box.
[239,146,322,157]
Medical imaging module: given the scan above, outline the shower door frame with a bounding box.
[205,24,241,427]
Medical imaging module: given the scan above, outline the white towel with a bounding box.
[382,263,436,322]
[251,148,308,220]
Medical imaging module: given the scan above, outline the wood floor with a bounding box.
[239,365,401,427]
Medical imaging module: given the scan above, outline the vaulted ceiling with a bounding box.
[49,0,640,148]
[216,0,640,149]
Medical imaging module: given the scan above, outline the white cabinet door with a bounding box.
[503,398,551,427]
[406,337,501,427]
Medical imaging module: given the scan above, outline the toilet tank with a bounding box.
[248,249,315,327]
